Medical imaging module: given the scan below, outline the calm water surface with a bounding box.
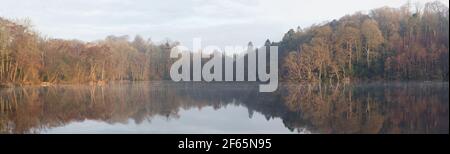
[0,82,448,134]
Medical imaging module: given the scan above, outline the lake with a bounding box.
[0,81,448,134]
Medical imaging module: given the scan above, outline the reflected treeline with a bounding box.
[281,82,449,133]
[0,82,448,134]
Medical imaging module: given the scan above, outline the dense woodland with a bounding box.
[0,1,449,86]
[279,1,449,82]
[1,18,177,86]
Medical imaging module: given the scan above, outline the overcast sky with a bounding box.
[0,0,448,47]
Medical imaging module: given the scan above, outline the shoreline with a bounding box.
[1,80,448,89]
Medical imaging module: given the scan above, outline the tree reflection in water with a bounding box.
[0,81,448,134]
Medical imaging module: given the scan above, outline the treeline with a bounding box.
[1,18,177,86]
[1,1,449,86]
[278,1,449,82]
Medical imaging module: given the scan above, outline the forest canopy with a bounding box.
[279,1,449,82]
[0,1,449,86]
[1,18,178,86]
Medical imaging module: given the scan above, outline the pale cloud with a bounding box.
[0,0,448,47]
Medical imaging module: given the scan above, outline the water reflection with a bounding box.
[282,82,449,133]
[0,82,448,134]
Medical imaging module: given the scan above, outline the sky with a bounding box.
[0,0,448,48]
